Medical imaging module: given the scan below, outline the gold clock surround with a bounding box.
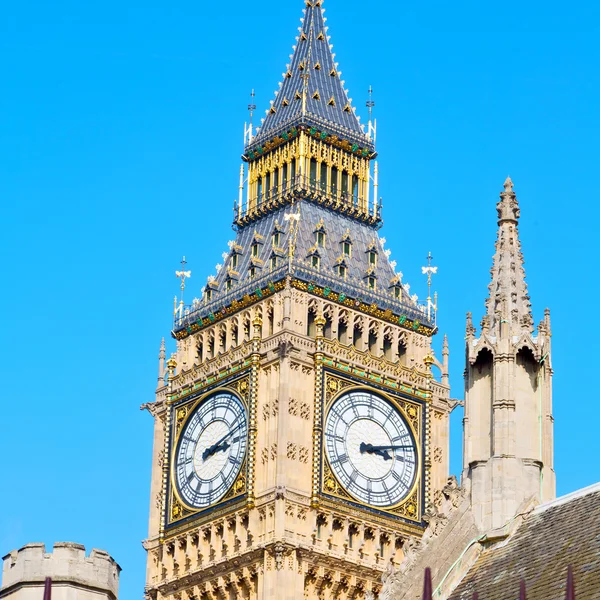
[167,375,252,528]
[319,371,425,524]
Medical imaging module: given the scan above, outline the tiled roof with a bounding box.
[448,483,600,600]
[189,203,427,325]
[250,0,371,149]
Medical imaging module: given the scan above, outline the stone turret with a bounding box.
[463,178,556,531]
[0,543,120,600]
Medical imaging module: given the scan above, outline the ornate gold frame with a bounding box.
[319,372,424,524]
[167,376,251,526]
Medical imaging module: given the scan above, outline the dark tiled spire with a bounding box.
[250,0,371,149]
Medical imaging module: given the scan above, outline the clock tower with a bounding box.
[143,2,453,598]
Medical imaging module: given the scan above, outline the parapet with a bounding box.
[1,542,120,600]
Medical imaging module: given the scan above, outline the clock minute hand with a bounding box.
[203,423,243,461]
[368,444,414,451]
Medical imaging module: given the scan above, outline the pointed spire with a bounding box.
[485,178,533,334]
[565,566,575,600]
[442,334,449,386]
[43,578,52,600]
[250,0,371,148]
[422,568,433,600]
[519,580,527,600]
[158,338,166,387]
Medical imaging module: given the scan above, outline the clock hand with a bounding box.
[206,435,242,457]
[203,423,243,461]
[360,443,410,461]
[367,444,414,452]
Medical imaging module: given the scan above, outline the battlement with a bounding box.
[1,542,120,600]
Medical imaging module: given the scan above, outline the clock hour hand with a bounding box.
[360,443,411,461]
[203,424,243,461]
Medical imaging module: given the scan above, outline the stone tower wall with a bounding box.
[0,543,120,600]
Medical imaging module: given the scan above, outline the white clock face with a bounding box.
[324,390,417,507]
[174,392,248,509]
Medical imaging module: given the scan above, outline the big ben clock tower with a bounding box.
[143,2,453,598]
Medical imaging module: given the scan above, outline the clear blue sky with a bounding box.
[1,1,598,598]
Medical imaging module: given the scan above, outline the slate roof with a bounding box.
[448,483,600,600]
[249,0,372,150]
[176,202,429,330]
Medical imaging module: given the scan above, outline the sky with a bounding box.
[1,0,599,598]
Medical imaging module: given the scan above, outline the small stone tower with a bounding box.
[0,542,120,600]
[463,178,556,531]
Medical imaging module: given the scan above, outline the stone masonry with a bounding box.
[0,542,120,600]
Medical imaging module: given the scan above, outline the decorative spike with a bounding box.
[565,566,575,600]
[519,580,527,600]
[44,578,52,600]
[422,568,433,600]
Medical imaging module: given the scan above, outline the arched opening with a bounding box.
[331,165,338,194]
[353,323,363,348]
[310,159,317,185]
[398,340,407,365]
[320,162,327,191]
[368,330,378,355]
[307,309,316,338]
[383,335,393,360]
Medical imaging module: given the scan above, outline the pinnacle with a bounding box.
[503,176,514,192]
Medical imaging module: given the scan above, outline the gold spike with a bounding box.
[269,106,276,114]
[300,32,308,41]
[295,90,302,100]
[312,91,320,100]
[299,61,305,71]
[317,32,325,41]
[285,70,292,79]
[314,62,321,70]
[282,98,289,107]
[328,97,335,106]
[343,103,351,113]
[329,68,337,77]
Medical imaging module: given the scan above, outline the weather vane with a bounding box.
[422,252,438,323]
[366,86,377,144]
[174,256,191,317]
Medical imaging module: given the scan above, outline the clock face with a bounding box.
[174,392,248,509]
[324,390,418,507]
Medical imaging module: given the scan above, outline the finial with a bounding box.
[497,176,520,224]
[422,252,438,323]
[166,354,177,379]
[44,578,52,600]
[175,256,192,306]
[519,580,527,600]
[422,567,433,600]
[366,86,377,144]
[466,312,476,338]
[158,338,166,387]
[565,566,575,600]
[366,85,375,117]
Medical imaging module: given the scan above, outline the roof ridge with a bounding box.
[533,480,600,514]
